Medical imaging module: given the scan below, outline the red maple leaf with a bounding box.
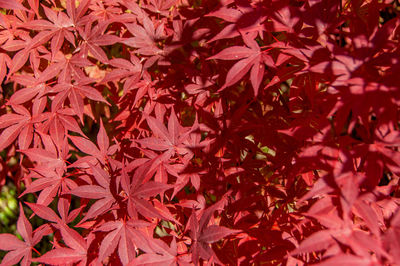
[26,201,89,265]
[128,237,191,266]
[136,108,192,162]
[185,199,239,265]
[69,164,117,223]
[51,77,109,123]
[69,119,118,167]
[0,104,46,151]
[208,33,273,96]
[21,5,75,59]
[120,163,172,220]
[76,19,119,63]
[0,203,50,266]
[95,218,154,265]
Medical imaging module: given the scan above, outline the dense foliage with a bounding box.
[0,0,400,265]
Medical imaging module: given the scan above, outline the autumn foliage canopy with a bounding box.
[0,0,399,265]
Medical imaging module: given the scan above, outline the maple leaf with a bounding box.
[0,17,25,50]
[120,164,173,220]
[44,52,93,84]
[21,5,75,59]
[33,224,88,265]
[5,47,31,78]
[185,199,240,265]
[38,107,85,148]
[9,68,60,106]
[26,199,84,230]
[173,163,202,196]
[19,154,78,206]
[136,108,192,161]
[351,128,400,189]
[206,3,267,43]
[124,15,165,55]
[69,164,117,223]
[76,20,120,63]
[20,171,65,207]
[187,213,239,265]
[102,53,143,95]
[51,77,109,123]
[7,37,60,78]
[293,191,390,261]
[69,119,118,166]
[0,203,50,266]
[207,33,270,96]
[96,218,154,265]
[128,237,191,266]
[270,6,302,34]
[129,148,182,192]
[185,75,214,107]
[0,105,46,151]
[20,132,70,174]
[123,15,165,67]
[89,0,123,21]
[114,73,154,110]
[24,201,89,265]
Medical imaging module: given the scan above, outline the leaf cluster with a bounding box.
[0,0,400,265]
